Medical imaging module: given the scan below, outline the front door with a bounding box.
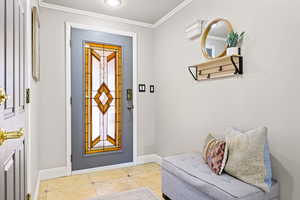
[71,28,133,171]
[0,0,27,199]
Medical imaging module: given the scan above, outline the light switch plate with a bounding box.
[150,85,154,93]
[138,84,146,92]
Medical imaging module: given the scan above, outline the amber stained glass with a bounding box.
[84,42,122,154]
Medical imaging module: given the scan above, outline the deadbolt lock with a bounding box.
[0,88,8,105]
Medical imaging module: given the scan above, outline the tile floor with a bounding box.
[38,163,163,200]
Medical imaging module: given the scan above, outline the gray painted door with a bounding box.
[0,0,27,200]
[71,28,133,170]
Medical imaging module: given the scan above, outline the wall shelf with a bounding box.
[188,55,243,81]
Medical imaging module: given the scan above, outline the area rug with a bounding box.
[91,188,159,200]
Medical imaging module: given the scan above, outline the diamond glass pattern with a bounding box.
[84,42,122,154]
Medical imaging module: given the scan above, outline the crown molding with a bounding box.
[151,0,193,28]
[39,0,193,29]
[39,1,153,28]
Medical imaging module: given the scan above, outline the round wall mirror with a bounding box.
[201,18,233,59]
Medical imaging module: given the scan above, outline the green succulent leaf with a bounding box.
[226,31,246,47]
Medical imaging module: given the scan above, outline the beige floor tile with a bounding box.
[38,196,47,200]
[47,191,91,200]
[122,163,160,176]
[88,169,128,183]
[47,174,91,192]
[39,163,162,200]
[47,184,96,200]
[93,177,139,196]
[152,188,163,199]
[38,181,49,198]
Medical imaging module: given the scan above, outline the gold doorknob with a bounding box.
[0,88,8,105]
[0,128,24,145]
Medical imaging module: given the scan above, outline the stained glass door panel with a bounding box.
[84,42,122,154]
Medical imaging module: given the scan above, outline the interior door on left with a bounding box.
[0,0,27,200]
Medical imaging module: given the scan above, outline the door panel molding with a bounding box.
[4,0,16,116]
[65,22,138,175]
[0,0,5,99]
[0,0,27,199]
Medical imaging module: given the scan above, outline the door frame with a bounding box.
[65,22,138,175]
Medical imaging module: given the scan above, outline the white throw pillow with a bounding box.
[224,127,272,192]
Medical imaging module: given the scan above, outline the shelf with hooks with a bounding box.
[188,55,243,81]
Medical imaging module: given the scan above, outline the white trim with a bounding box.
[72,162,136,175]
[39,1,153,28]
[65,22,138,175]
[25,0,33,195]
[66,23,138,38]
[65,22,72,176]
[137,154,162,165]
[39,0,193,29]
[39,167,68,181]
[37,154,162,180]
[33,173,40,200]
[152,0,194,28]
[73,154,162,175]
[132,28,138,164]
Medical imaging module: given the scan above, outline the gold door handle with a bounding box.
[0,88,8,105]
[0,128,24,145]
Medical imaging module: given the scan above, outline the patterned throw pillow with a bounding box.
[202,133,215,161]
[203,134,228,175]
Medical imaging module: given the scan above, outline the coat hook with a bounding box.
[219,66,223,72]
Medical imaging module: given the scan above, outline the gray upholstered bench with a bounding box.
[161,153,280,200]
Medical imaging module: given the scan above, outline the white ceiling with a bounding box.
[42,0,187,24]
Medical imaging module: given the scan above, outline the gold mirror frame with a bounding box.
[201,18,233,59]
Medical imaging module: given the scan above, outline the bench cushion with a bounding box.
[162,153,279,200]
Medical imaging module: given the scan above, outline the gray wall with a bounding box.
[39,8,156,170]
[153,0,300,200]
[37,1,300,199]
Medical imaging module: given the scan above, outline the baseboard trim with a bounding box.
[37,154,162,181]
[39,167,68,181]
[137,154,162,165]
[73,154,162,175]
[72,162,136,175]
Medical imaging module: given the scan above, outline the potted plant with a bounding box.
[226,31,245,56]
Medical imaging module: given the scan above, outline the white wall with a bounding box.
[38,8,156,170]
[153,0,300,199]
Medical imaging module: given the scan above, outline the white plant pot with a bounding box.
[227,47,241,56]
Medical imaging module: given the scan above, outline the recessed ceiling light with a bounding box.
[104,0,122,7]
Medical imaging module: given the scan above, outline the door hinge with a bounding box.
[70,97,72,105]
[26,193,32,200]
[71,155,73,162]
[26,88,31,104]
